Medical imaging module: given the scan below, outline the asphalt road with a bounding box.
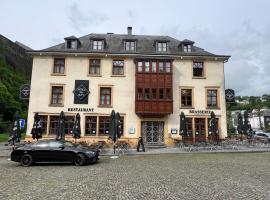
[0,153,270,200]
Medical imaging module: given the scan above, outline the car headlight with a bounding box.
[86,151,95,155]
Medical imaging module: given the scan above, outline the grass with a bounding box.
[0,133,26,142]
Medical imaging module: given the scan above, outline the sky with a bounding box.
[0,0,269,96]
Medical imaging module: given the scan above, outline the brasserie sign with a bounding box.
[189,110,212,115]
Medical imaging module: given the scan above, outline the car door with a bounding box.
[49,141,71,162]
[32,141,51,162]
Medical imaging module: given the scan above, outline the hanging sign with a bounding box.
[20,84,30,99]
[73,80,90,104]
[225,89,235,103]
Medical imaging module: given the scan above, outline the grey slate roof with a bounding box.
[35,33,228,58]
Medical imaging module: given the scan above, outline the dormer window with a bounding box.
[67,40,77,49]
[92,40,104,50]
[180,39,194,53]
[157,42,167,52]
[65,36,79,49]
[183,44,192,52]
[124,40,136,51]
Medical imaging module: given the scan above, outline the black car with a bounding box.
[11,139,99,166]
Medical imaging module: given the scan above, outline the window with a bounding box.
[157,42,167,52]
[166,88,171,99]
[35,141,49,148]
[39,115,48,135]
[85,116,97,135]
[85,116,124,136]
[193,62,204,77]
[144,88,150,100]
[65,116,74,135]
[99,116,110,135]
[53,58,65,74]
[208,118,219,135]
[49,116,59,134]
[145,62,150,72]
[49,141,62,148]
[137,62,143,72]
[207,89,218,107]
[124,41,136,51]
[158,62,164,72]
[67,40,77,49]
[51,86,63,105]
[165,62,171,73]
[100,87,111,106]
[186,118,193,136]
[159,88,164,99]
[181,89,192,107]
[183,44,192,52]
[112,60,124,75]
[152,88,157,99]
[92,40,104,50]
[89,59,100,75]
[152,62,157,72]
[137,88,143,100]
[195,118,206,136]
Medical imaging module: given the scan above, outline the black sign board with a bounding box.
[73,80,90,104]
[20,84,31,99]
[225,89,235,103]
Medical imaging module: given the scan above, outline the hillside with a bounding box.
[0,35,32,132]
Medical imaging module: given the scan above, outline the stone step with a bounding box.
[145,144,166,149]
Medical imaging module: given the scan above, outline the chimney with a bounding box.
[127,26,132,35]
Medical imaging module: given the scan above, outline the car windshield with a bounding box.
[264,133,270,137]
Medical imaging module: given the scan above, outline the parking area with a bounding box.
[0,153,270,200]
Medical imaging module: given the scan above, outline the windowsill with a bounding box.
[48,104,64,107]
[98,105,113,108]
[206,106,220,110]
[111,75,125,77]
[180,106,194,109]
[51,73,66,76]
[192,77,206,79]
[88,74,102,77]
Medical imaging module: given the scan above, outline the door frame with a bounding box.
[141,121,165,144]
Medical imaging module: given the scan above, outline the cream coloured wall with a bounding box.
[27,56,139,138]
[27,55,227,142]
[169,59,227,139]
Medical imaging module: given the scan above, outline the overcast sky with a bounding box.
[0,0,269,96]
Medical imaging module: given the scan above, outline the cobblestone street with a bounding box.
[0,153,270,200]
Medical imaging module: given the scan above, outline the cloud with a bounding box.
[160,22,270,96]
[67,2,108,32]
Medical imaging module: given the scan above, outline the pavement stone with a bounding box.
[0,153,270,200]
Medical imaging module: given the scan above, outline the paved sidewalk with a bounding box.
[1,141,270,158]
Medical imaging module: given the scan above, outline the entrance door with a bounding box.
[195,118,206,142]
[141,121,164,144]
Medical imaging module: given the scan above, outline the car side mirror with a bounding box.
[59,145,65,150]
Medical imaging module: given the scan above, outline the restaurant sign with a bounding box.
[189,110,212,115]
[68,108,94,112]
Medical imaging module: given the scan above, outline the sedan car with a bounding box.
[11,139,99,166]
[254,132,270,140]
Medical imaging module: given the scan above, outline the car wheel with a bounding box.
[20,154,33,167]
[74,153,86,166]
